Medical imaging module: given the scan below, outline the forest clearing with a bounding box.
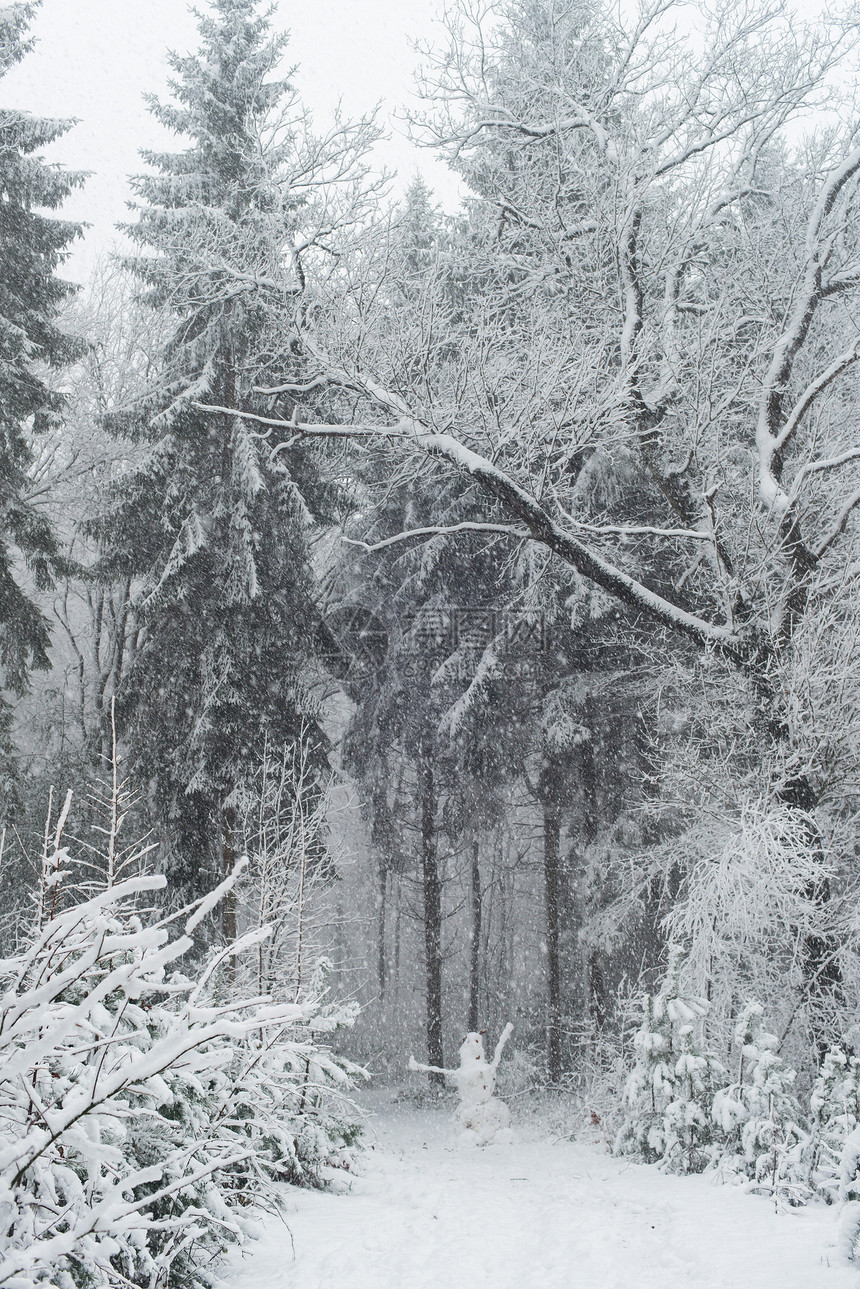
[225,1091,855,1289]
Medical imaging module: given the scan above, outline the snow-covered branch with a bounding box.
[191,401,407,439]
[224,390,742,656]
[815,486,860,557]
[342,521,529,552]
[0,777,364,1289]
[775,339,860,457]
[756,145,860,516]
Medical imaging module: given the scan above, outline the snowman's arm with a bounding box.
[408,1055,454,1077]
[491,1022,514,1071]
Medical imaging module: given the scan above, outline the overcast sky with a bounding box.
[2,0,463,282]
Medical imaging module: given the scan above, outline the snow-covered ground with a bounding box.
[225,1091,857,1289]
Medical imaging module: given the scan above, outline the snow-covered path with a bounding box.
[225,1093,857,1289]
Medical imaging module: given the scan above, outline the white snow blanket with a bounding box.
[224,1092,855,1289]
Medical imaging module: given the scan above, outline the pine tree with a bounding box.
[616,946,723,1173]
[712,1002,808,1202]
[616,991,676,1163]
[0,1,83,807]
[838,1128,860,1261]
[807,1047,860,1201]
[99,0,371,900]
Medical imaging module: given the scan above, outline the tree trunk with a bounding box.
[370,784,392,1001]
[588,957,608,1031]
[544,801,562,1083]
[393,878,401,999]
[469,833,482,1032]
[580,699,607,1030]
[419,747,444,1083]
[377,851,387,1000]
[221,804,237,988]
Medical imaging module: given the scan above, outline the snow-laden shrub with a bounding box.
[217,968,365,1195]
[615,947,725,1173]
[0,786,364,1289]
[712,1003,808,1205]
[806,1048,860,1201]
[837,1127,860,1260]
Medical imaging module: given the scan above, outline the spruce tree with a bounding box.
[616,946,724,1173]
[0,1,83,805]
[713,1002,808,1200]
[100,0,364,899]
[807,1047,860,1200]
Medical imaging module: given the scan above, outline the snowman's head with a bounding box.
[459,1032,486,1064]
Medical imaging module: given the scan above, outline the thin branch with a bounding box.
[191,402,406,438]
[342,522,528,552]
[774,339,860,455]
[815,486,860,557]
[790,446,860,496]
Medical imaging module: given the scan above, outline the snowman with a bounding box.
[409,1022,514,1145]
